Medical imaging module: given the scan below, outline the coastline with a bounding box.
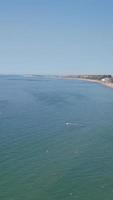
[62,77,113,90]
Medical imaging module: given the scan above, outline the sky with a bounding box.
[0,0,113,75]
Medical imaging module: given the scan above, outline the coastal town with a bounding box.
[61,74,113,89]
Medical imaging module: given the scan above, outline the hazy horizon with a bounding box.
[0,73,113,76]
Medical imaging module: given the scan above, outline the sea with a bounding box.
[0,75,113,200]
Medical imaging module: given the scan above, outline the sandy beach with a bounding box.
[62,77,113,90]
[78,78,113,89]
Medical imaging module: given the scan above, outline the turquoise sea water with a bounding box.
[0,76,113,200]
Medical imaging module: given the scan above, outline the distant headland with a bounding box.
[61,75,113,89]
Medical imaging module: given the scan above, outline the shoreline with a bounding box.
[62,77,113,90]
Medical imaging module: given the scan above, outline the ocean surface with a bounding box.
[0,76,113,200]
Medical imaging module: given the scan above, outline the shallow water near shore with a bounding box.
[0,76,113,200]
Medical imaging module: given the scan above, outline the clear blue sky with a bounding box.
[0,0,113,75]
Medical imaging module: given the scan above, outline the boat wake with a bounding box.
[65,122,86,128]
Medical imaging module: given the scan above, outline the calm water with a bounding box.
[0,76,113,200]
